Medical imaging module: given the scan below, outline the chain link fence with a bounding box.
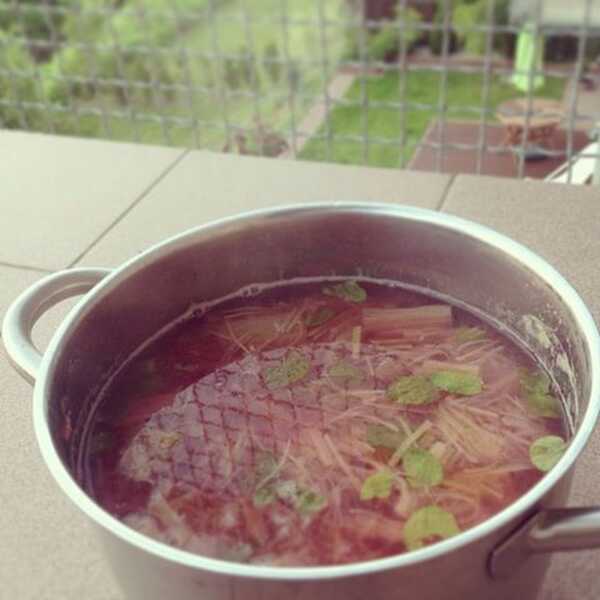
[1,0,599,182]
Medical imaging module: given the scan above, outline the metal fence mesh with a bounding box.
[1,0,599,183]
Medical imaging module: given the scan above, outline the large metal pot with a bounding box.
[4,203,600,600]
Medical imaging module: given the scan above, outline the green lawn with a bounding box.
[66,0,349,150]
[299,71,566,168]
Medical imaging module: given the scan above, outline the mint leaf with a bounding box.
[360,469,394,501]
[295,489,327,515]
[387,375,439,405]
[521,370,560,418]
[366,424,405,450]
[430,370,483,396]
[404,505,460,551]
[403,448,444,488]
[264,351,310,390]
[529,435,566,472]
[322,280,367,303]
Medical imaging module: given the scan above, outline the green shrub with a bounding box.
[287,60,301,93]
[430,0,511,57]
[197,56,216,87]
[42,0,202,105]
[223,57,241,89]
[454,1,485,54]
[429,0,459,55]
[367,22,399,62]
[341,23,363,61]
[368,7,421,62]
[0,31,46,128]
[461,0,511,56]
[341,3,419,64]
[0,1,77,61]
[263,42,282,83]
[238,45,259,88]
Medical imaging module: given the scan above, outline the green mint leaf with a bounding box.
[403,448,444,488]
[304,307,336,328]
[529,435,567,472]
[366,424,405,450]
[404,505,460,551]
[521,370,560,418]
[264,351,311,389]
[387,375,439,405]
[455,327,486,344]
[295,489,327,515]
[322,280,367,303]
[264,365,288,389]
[430,370,483,396]
[360,469,394,501]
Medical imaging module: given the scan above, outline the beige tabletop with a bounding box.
[1,130,599,599]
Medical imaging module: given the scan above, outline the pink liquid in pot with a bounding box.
[81,280,565,566]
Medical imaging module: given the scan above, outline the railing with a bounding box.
[1,0,599,183]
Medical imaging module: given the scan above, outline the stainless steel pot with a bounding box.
[4,203,600,600]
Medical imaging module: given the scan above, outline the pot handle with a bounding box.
[489,507,600,578]
[2,268,110,385]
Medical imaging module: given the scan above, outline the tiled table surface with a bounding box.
[1,130,599,599]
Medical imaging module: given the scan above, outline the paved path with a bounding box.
[280,71,355,159]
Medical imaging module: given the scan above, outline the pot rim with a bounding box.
[33,202,600,581]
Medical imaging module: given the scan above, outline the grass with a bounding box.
[66,0,349,151]
[299,70,566,168]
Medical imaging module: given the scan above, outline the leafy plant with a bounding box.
[0,0,76,62]
[42,0,200,105]
[429,0,511,57]
[0,31,45,128]
[404,505,460,550]
[529,436,567,472]
[360,469,394,500]
[430,370,483,396]
[287,60,301,93]
[366,424,405,450]
[295,488,327,515]
[223,57,241,89]
[322,280,367,303]
[237,45,258,88]
[387,375,440,405]
[367,22,399,62]
[403,448,444,488]
[263,42,281,83]
[367,7,422,63]
[520,370,560,418]
[343,2,422,63]
[263,351,310,389]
